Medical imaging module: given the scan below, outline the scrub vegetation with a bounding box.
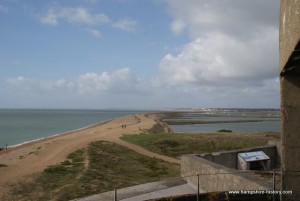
[9,141,180,201]
[121,132,280,158]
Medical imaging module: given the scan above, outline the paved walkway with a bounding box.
[73,179,202,201]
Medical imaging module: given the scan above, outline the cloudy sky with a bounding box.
[1,0,280,109]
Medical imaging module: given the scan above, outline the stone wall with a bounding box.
[279,1,300,200]
[181,154,274,192]
[181,145,279,192]
[200,145,278,170]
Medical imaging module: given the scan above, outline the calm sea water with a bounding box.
[165,108,281,133]
[0,109,149,148]
[0,108,281,148]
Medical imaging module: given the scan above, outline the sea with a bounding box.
[0,108,281,148]
[0,109,150,148]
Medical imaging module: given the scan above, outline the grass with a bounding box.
[121,132,280,157]
[10,141,179,201]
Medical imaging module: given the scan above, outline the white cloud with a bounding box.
[152,0,281,108]
[40,8,58,25]
[241,78,280,96]
[5,68,280,108]
[5,1,281,108]
[77,72,110,94]
[86,28,101,37]
[40,7,110,26]
[76,68,142,94]
[39,7,138,35]
[170,19,186,35]
[7,76,70,93]
[159,0,279,90]
[162,0,279,39]
[159,29,278,87]
[6,68,143,95]
[113,18,138,32]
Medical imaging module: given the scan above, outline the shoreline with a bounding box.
[0,109,156,149]
[0,112,179,198]
[5,119,113,149]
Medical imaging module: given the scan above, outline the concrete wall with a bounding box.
[280,1,300,200]
[200,145,278,170]
[279,1,300,72]
[181,154,273,192]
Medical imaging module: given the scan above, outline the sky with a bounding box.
[0,0,280,109]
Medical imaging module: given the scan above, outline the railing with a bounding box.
[110,170,285,201]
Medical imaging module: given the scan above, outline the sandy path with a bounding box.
[0,113,179,197]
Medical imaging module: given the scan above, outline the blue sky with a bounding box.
[0,0,280,109]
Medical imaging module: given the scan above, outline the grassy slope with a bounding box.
[121,132,280,157]
[7,130,280,200]
[9,141,180,201]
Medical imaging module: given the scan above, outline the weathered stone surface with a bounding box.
[282,147,300,171]
[280,1,300,200]
[279,0,300,72]
[281,171,300,201]
[280,77,300,106]
[181,154,273,193]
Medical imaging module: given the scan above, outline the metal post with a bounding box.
[197,174,200,201]
[114,187,117,201]
[280,191,282,201]
[273,170,275,201]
